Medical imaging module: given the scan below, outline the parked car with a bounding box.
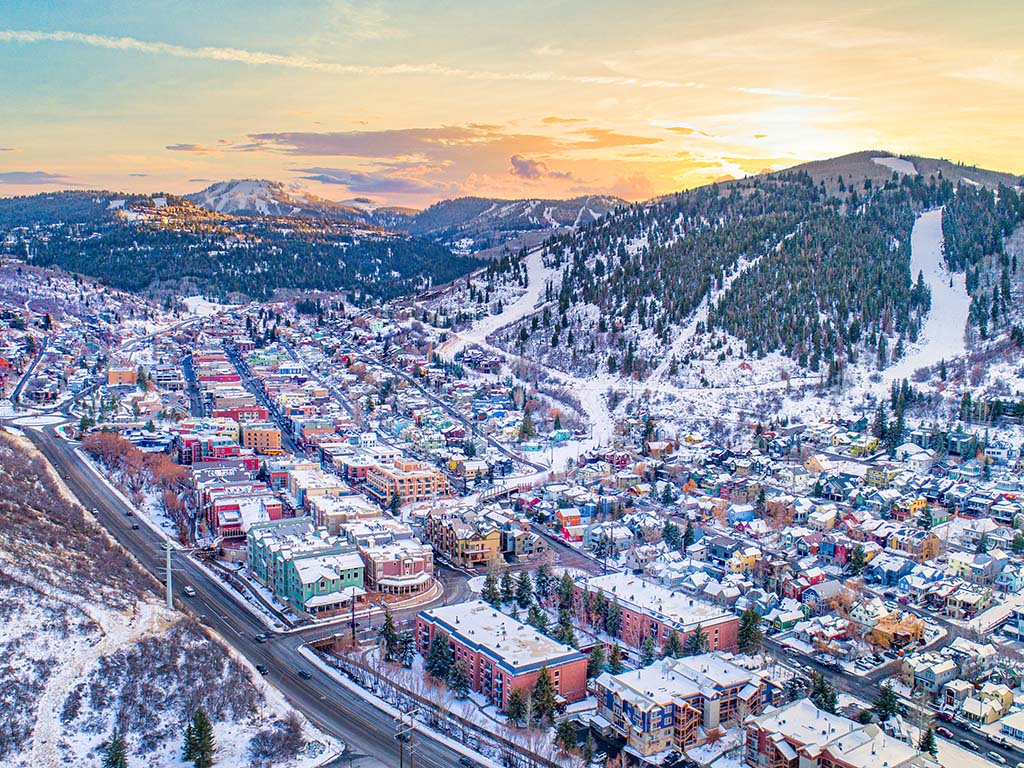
[959,739,980,752]
[936,727,954,739]
[987,751,1007,764]
[936,711,954,722]
[255,664,268,675]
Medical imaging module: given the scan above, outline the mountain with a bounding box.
[185,179,375,222]
[0,190,481,301]
[184,182,625,254]
[388,195,626,253]
[469,151,1023,393]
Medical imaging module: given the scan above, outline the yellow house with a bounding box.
[727,546,762,574]
[865,465,900,488]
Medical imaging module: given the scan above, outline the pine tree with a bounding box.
[662,629,683,659]
[515,571,533,608]
[527,602,549,633]
[379,608,400,662]
[555,718,577,755]
[849,545,867,575]
[482,573,501,606]
[662,520,682,550]
[661,483,676,505]
[505,687,528,725]
[682,521,695,550]
[183,721,197,763]
[737,608,764,655]
[640,634,657,667]
[554,607,578,648]
[605,597,622,637]
[607,644,625,674]
[873,682,900,721]
[397,630,415,667]
[102,733,129,768]
[518,409,536,441]
[534,564,552,599]
[681,624,709,656]
[531,667,558,725]
[447,659,471,699]
[425,630,453,680]
[501,570,516,603]
[587,645,606,678]
[810,674,838,714]
[785,676,805,701]
[558,571,576,609]
[190,708,215,768]
[918,726,937,757]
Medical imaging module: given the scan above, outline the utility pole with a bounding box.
[394,708,418,768]
[164,540,174,610]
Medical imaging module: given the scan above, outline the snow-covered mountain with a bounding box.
[186,179,373,222]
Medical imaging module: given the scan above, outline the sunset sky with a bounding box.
[1,0,1022,207]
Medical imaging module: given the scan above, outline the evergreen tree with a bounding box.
[527,602,549,634]
[849,545,867,575]
[554,607,578,648]
[587,645,606,678]
[810,674,838,714]
[425,630,454,680]
[531,667,558,725]
[558,571,576,609]
[482,573,501,606]
[515,571,534,608]
[505,687,528,725]
[396,631,415,667]
[378,608,400,662]
[607,644,625,674]
[662,520,682,550]
[681,624,709,656]
[1012,532,1024,555]
[534,564,552,599]
[183,721,197,763]
[918,726,937,757]
[785,676,805,701]
[518,409,537,441]
[662,629,684,659]
[190,708,215,768]
[661,483,676,505]
[555,718,577,755]
[102,733,129,768]
[447,659,471,699]
[873,682,900,721]
[682,521,695,551]
[976,533,989,554]
[605,597,622,637]
[640,634,657,667]
[501,570,516,603]
[737,608,764,655]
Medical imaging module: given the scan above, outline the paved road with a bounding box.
[11,334,48,402]
[20,422,474,768]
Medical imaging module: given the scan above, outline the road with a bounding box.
[20,421,474,768]
[10,334,48,402]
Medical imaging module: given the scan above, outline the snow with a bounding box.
[878,207,969,388]
[183,295,233,317]
[872,156,918,176]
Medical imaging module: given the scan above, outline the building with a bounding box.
[415,600,587,710]
[425,510,502,570]
[361,539,435,599]
[107,366,138,387]
[240,423,283,455]
[247,517,366,618]
[365,458,450,505]
[595,653,774,756]
[744,698,934,768]
[576,573,739,653]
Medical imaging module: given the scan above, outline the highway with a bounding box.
[10,334,49,402]
[19,421,476,768]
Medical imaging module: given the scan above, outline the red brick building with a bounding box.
[416,600,587,710]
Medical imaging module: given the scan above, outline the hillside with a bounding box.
[428,151,1024,443]
[186,179,375,223]
[0,430,331,767]
[0,190,480,301]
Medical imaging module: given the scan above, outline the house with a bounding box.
[961,683,1013,724]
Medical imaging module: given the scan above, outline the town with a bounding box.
[4,257,1024,768]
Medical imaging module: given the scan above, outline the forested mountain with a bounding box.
[0,191,480,301]
[484,152,1023,384]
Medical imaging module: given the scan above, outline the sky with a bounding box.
[0,0,1022,207]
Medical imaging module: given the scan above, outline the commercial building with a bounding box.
[415,600,587,710]
[240,423,283,455]
[365,458,450,505]
[576,573,739,653]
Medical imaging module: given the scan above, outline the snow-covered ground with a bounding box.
[878,207,969,388]
[872,156,918,176]
[183,295,233,317]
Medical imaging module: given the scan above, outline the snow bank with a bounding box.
[872,156,917,176]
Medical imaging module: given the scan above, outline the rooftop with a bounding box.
[579,572,734,631]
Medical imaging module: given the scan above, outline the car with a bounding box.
[131,524,140,530]
[255,664,268,675]
[959,739,980,752]
[125,510,133,516]
[936,727,954,739]
[183,586,196,597]
[297,669,312,680]
[935,711,955,722]
[458,757,477,767]
[988,751,1008,764]
[254,633,268,643]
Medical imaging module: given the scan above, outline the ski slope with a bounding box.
[882,207,969,387]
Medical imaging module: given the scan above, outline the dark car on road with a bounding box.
[255,664,268,675]
[131,524,140,530]
[297,669,312,680]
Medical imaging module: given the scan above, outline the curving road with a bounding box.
[18,420,479,768]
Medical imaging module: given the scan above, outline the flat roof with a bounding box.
[579,573,734,631]
[419,600,584,675]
